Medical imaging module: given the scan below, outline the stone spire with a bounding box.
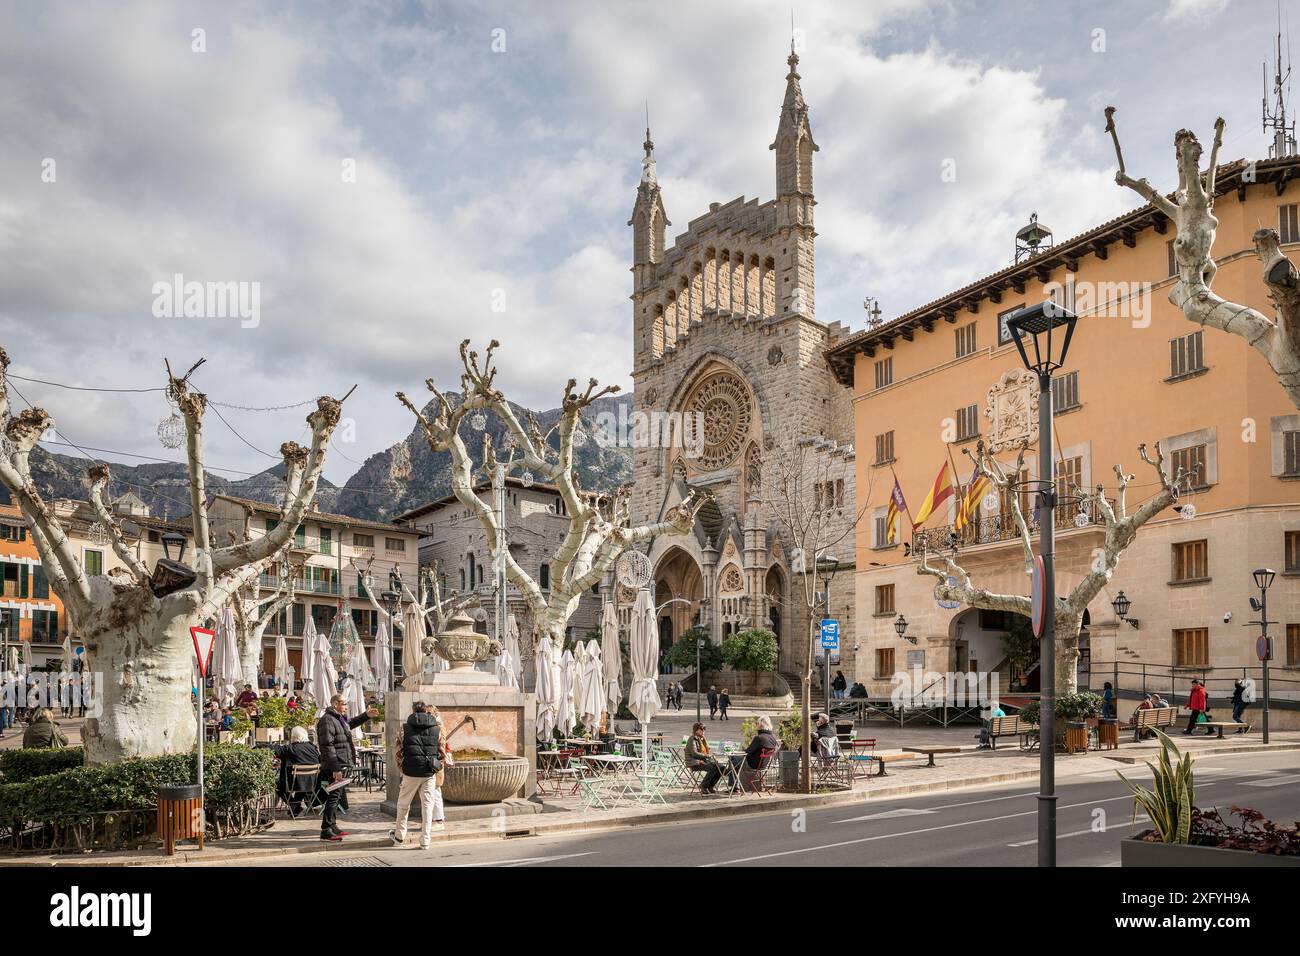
[629,120,669,290]
[770,45,818,199]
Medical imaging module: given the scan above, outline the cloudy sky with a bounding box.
[0,0,1286,485]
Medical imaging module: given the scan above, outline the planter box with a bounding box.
[255,727,284,743]
[1122,834,1300,867]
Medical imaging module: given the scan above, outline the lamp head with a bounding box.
[1004,300,1078,379]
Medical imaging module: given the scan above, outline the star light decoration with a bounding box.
[470,412,487,431]
[87,522,110,546]
[157,412,185,450]
[519,471,534,488]
[1074,509,1091,528]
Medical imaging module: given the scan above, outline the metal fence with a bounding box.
[1083,660,1300,711]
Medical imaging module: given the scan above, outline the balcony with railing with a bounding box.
[912,496,1113,555]
[257,572,341,596]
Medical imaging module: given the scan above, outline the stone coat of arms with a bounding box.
[985,368,1039,453]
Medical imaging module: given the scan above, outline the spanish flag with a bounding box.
[954,467,990,534]
[912,461,955,528]
[885,476,909,544]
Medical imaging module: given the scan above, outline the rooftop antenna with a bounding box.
[1263,2,1297,158]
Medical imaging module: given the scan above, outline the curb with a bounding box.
[0,767,1044,868]
[1099,741,1300,764]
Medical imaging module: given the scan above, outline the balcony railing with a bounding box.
[257,573,341,596]
[912,496,1113,555]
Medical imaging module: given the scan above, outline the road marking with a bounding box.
[1007,819,1146,847]
[450,851,597,867]
[1241,773,1300,788]
[837,808,936,822]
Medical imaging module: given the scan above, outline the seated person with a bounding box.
[849,682,867,699]
[685,722,726,793]
[271,726,322,812]
[978,702,1007,748]
[810,713,836,757]
[737,715,780,790]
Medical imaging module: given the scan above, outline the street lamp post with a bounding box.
[1252,568,1276,743]
[1006,300,1079,869]
[655,596,694,715]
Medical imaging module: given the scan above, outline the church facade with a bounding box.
[626,49,859,676]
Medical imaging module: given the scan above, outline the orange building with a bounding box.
[0,487,66,665]
[827,157,1300,717]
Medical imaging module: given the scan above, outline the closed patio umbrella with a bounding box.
[311,624,339,707]
[600,602,621,715]
[557,647,576,739]
[373,620,393,695]
[61,633,74,675]
[579,640,604,727]
[498,614,521,690]
[627,588,659,777]
[534,636,558,741]
[299,616,319,701]
[212,606,241,706]
[401,601,431,682]
[274,633,289,688]
[571,642,587,724]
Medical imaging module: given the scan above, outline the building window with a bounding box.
[1169,330,1205,379]
[84,549,104,577]
[1288,623,1300,666]
[1285,530,1300,572]
[814,479,845,512]
[353,532,374,548]
[385,537,406,552]
[874,431,894,465]
[1167,239,1177,277]
[1174,627,1209,667]
[33,565,49,599]
[1051,370,1080,412]
[1054,455,1084,502]
[1284,431,1300,476]
[540,563,550,590]
[874,514,888,548]
[1281,203,1300,244]
[0,524,26,542]
[874,357,893,390]
[294,525,306,549]
[875,648,895,678]
[319,527,332,555]
[955,403,980,442]
[1171,539,1209,583]
[1172,444,1208,490]
[955,323,977,358]
[875,584,895,615]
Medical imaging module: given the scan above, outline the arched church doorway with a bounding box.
[653,547,703,650]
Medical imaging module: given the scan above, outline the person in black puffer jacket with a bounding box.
[391,701,444,849]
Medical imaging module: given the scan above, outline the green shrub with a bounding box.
[722,628,779,676]
[0,744,273,830]
[0,747,85,782]
[257,696,288,729]
[1019,692,1103,727]
[1118,731,1195,844]
[285,699,317,730]
[776,708,803,752]
[227,709,253,738]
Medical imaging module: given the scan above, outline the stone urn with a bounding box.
[430,611,502,672]
[442,755,530,804]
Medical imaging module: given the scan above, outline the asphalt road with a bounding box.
[240,750,1300,868]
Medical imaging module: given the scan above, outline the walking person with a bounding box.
[1182,679,1209,735]
[673,682,684,711]
[707,685,719,720]
[316,693,378,842]
[718,688,731,721]
[390,701,444,849]
[1102,681,1115,720]
[1231,679,1250,733]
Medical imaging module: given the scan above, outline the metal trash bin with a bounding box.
[157,783,204,856]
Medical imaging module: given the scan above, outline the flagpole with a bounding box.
[944,444,966,518]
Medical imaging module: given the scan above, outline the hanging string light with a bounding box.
[157,409,185,450]
[470,412,487,431]
[519,471,534,488]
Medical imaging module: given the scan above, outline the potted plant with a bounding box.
[775,708,803,791]
[255,696,288,742]
[1018,692,1103,751]
[223,709,253,746]
[1119,731,1300,866]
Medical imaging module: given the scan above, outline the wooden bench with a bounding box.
[987,715,1024,750]
[864,752,920,777]
[1132,707,1177,741]
[1199,721,1252,739]
[903,746,962,768]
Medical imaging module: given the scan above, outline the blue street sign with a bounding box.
[820,619,840,650]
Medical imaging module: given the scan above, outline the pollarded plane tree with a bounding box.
[916,439,1185,694]
[1104,108,1300,408]
[0,349,345,763]
[228,546,297,687]
[397,339,705,650]
[761,431,872,793]
[351,556,476,684]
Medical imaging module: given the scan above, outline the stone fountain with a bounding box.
[382,611,537,817]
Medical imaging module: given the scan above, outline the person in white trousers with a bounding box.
[391,701,445,849]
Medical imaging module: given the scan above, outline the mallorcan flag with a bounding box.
[886,476,909,544]
[912,461,954,528]
[954,466,991,534]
